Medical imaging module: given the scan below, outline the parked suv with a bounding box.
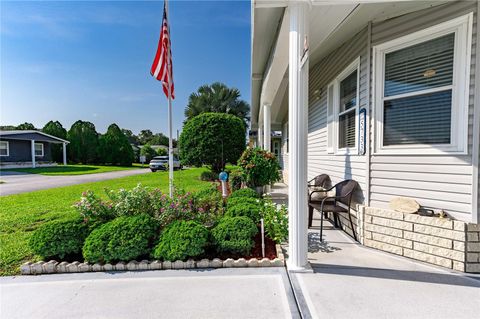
[149,156,182,172]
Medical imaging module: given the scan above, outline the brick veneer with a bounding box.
[327,207,480,273]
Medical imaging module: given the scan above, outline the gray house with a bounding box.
[0,130,69,168]
[252,0,480,273]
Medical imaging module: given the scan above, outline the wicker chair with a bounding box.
[308,179,359,242]
[308,174,331,189]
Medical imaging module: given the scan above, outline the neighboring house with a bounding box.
[0,130,69,168]
[252,0,480,272]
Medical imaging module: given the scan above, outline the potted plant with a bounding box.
[238,147,280,195]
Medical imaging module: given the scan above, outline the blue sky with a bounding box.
[0,0,251,135]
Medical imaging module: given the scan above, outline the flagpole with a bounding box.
[165,0,173,198]
[168,84,173,198]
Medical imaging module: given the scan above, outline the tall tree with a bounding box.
[16,122,36,130]
[138,129,154,145]
[42,121,67,163]
[67,120,99,164]
[140,144,157,162]
[179,113,246,173]
[121,129,139,145]
[184,82,250,126]
[98,124,134,166]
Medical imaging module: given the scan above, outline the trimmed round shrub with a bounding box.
[29,217,89,259]
[226,197,263,223]
[200,171,217,181]
[83,214,158,263]
[179,112,246,173]
[229,188,260,199]
[212,217,258,255]
[152,220,209,261]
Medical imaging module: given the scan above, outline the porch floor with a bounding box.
[292,216,480,318]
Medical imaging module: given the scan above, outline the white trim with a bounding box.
[472,1,480,224]
[326,82,335,154]
[373,13,473,155]
[327,57,360,155]
[34,142,44,157]
[0,141,9,157]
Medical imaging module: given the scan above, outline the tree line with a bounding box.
[0,121,176,166]
[1,82,250,168]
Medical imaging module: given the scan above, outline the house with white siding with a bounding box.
[251,0,480,272]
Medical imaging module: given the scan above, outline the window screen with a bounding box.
[384,90,452,145]
[339,110,356,148]
[384,33,454,97]
[383,33,454,145]
[339,70,357,148]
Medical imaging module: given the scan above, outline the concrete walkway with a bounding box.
[0,169,149,196]
[290,218,480,319]
[0,268,300,319]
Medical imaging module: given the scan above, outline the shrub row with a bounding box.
[29,184,287,265]
[29,212,258,263]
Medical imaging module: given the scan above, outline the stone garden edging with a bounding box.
[20,245,286,275]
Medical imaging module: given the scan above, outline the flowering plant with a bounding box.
[261,199,288,243]
[74,190,115,224]
[238,147,280,187]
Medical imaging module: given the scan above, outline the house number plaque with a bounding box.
[359,108,366,155]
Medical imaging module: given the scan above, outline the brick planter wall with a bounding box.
[359,207,480,273]
[321,206,480,273]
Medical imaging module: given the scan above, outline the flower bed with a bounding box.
[23,184,288,275]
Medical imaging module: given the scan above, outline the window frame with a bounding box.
[0,141,9,157]
[327,57,361,155]
[373,13,473,155]
[34,142,44,157]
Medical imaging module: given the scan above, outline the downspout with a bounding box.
[365,21,372,208]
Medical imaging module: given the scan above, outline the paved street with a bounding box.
[0,268,299,319]
[0,169,149,196]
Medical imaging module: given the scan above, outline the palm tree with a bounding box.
[184,82,250,126]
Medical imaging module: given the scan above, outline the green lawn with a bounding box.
[4,164,142,176]
[0,167,211,276]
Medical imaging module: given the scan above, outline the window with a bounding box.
[326,58,360,154]
[339,70,358,149]
[374,13,473,154]
[35,143,44,157]
[0,141,9,156]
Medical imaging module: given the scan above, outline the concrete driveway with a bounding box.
[0,268,300,319]
[0,169,149,196]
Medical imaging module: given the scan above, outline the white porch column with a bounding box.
[288,1,309,271]
[263,103,271,152]
[31,140,36,168]
[63,143,67,165]
[258,125,264,149]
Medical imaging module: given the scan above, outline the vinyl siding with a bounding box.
[0,140,52,162]
[307,28,369,204]
[369,1,478,221]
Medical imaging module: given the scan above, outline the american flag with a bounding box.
[150,1,174,99]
